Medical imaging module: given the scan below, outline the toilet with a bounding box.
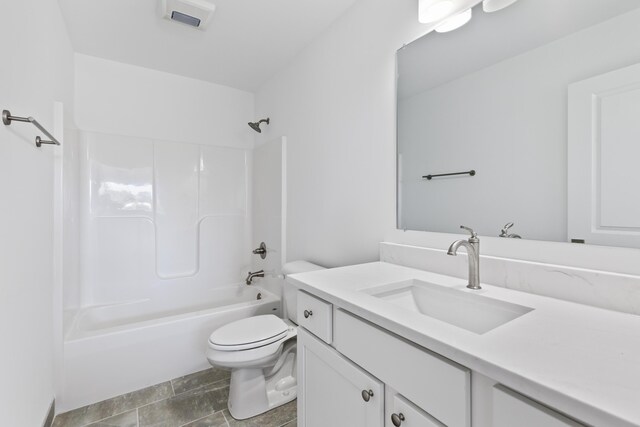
[206,261,325,420]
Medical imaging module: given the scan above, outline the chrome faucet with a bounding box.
[499,222,521,239]
[447,226,481,290]
[245,270,264,285]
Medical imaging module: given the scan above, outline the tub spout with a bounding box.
[245,270,264,285]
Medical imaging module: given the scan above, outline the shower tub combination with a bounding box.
[58,131,287,411]
[60,285,280,412]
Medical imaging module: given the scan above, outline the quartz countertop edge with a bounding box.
[287,261,640,427]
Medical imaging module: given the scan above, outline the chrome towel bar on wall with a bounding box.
[2,109,61,147]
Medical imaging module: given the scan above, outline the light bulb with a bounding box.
[435,8,472,33]
[419,0,454,24]
[482,0,519,13]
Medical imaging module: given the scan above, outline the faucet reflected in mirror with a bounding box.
[447,226,481,290]
[499,222,521,239]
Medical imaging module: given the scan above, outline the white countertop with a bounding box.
[288,261,640,427]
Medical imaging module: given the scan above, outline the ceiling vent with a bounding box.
[161,0,216,30]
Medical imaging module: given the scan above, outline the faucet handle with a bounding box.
[499,222,514,237]
[460,225,478,239]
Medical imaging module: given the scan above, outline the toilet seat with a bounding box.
[207,314,298,368]
[208,315,289,351]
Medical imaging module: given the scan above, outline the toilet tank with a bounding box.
[282,261,325,324]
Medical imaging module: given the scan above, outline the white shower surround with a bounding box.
[73,130,252,306]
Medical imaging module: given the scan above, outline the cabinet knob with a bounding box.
[304,309,313,318]
[391,413,405,426]
[361,389,374,402]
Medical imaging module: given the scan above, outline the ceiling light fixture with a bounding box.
[482,0,519,13]
[418,0,455,24]
[435,8,472,33]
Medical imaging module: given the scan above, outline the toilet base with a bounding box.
[227,342,297,420]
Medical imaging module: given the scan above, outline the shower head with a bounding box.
[248,118,270,133]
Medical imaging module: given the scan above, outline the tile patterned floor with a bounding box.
[52,368,297,427]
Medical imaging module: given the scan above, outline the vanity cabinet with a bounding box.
[296,290,588,427]
[297,327,384,427]
[297,290,469,427]
[492,385,585,427]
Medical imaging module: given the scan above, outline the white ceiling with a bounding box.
[57,0,358,92]
[398,0,640,99]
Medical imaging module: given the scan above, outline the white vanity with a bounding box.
[289,260,640,427]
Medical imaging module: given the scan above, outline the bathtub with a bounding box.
[60,285,280,412]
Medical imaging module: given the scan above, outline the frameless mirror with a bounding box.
[397,0,640,248]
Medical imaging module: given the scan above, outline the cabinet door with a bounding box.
[493,385,584,427]
[385,391,446,427]
[298,327,384,427]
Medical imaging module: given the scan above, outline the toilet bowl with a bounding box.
[206,314,298,419]
[206,261,325,420]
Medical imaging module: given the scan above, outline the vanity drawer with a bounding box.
[493,385,585,427]
[386,393,445,427]
[297,291,333,344]
[334,309,470,427]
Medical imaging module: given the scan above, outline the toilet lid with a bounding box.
[208,315,289,350]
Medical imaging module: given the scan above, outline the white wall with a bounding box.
[74,54,255,149]
[255,0,428,267]
[399,8,640,241]
[0,0,74,425]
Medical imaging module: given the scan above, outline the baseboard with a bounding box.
[43,399,55,427]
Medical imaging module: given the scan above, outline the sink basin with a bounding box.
[364,279,533,334]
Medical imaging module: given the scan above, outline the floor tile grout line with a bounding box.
[136,408,139,427]
[170,380,176,396]
[136,385,189,412]
[221,410,230,427]
[172,376,231,398]
[75,407,138,427]
[276,417,296,427]
[176,409,217,427]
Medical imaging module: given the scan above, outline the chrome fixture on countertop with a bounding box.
[499,222,521,239]
[245,270,264,285]
[252,242,267,259]
[447,225,481,290]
